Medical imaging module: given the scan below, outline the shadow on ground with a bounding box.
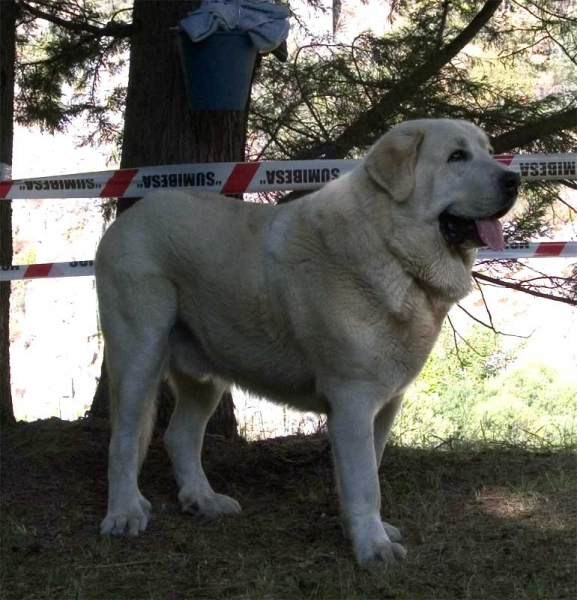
[1,418,575,599]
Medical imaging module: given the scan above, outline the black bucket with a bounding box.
[176,30,257,111]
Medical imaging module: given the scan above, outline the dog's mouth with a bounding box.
[439,208,510,251]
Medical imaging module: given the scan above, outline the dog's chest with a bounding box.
[383,294,449,385]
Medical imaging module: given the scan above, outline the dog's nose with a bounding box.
[500,170,521,199]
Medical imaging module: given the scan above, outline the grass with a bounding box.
[1,418,576,599]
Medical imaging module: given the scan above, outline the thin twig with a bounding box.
[456,303,530,339]
[473,272,577,306]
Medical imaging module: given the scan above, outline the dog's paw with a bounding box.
[355,536,407,569]
[382,521,403,544]
[350,516,407,569]
[101,493,151,536]
[179,490,241,518]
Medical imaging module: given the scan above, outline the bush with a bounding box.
[393,324,577,450]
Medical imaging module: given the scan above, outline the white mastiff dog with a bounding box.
[95,119,520,568]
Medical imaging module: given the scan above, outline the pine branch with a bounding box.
[19,0,132,38]
[472,272,577,306]
[491,106,577,153]
[295,0,504,159]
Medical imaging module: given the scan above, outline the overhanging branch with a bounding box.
[295,0,504,159]
[19,0,132,38]
[491,106,577,153]
[473,271,577,306]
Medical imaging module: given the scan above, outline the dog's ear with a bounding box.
[364,125,424,202]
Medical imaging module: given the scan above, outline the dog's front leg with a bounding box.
[327,392,406,569]
[374,394,404,468]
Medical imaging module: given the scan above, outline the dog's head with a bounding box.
[364,119,520,251]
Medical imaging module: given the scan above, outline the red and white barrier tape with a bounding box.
[1,153,575,200]
[476,241,577,260]
[1,260,95,281]
[1,242,576,281]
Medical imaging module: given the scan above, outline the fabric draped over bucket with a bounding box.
[179,0,290,53]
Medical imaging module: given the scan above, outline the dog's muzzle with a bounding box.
[440,170,521,251]
[500,170,521,204]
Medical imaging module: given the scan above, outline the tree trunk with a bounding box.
[92,0,245,437]
[0,0,16,426]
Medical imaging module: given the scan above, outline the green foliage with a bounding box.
[15,0,130,146]
[478,361,577,447]
[394,323,577,450]
[250,0,576,162]
[14,1,576,160]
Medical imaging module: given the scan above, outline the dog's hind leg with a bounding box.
[99,276,176,536]
[164,372,241,518]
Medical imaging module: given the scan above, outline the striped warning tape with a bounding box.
[0,260,95,281]
[1,153,575,200]
[1,242,576,281]
[475,241,577,260]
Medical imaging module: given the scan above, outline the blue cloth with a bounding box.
[180,0,290,53]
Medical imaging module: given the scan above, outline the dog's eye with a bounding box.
[448,150,468,162]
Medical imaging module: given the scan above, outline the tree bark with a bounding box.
[92,0,244,437]
[0,0,17,425]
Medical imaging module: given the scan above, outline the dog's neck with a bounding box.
[346,171,476,303]
[386,223,475,303]
[393,235,474,302]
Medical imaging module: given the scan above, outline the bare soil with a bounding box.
[1,418,575,599]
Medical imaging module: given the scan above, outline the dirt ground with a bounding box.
[1,418,575,600]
